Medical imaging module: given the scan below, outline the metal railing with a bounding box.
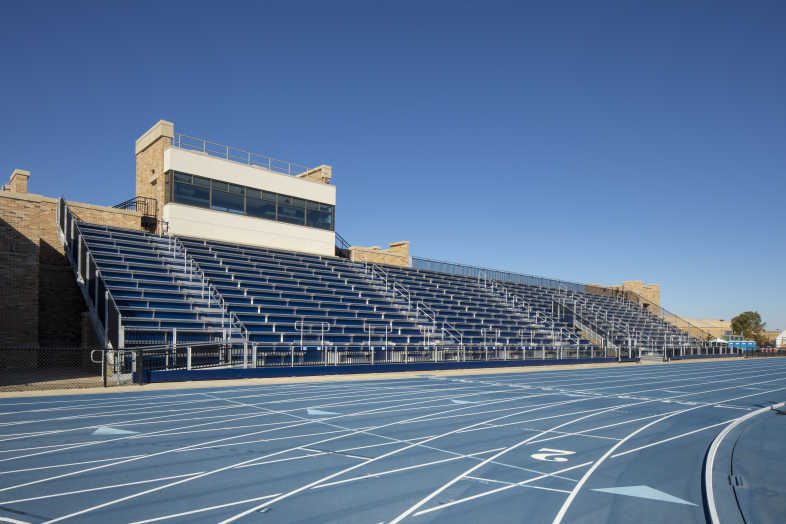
[167,235,250,347]
[362,258,463,346]
[113,196,158,218]
[57,198,125,349]
[171,133,312,177]
[412,256,586,293]
[412,255,721,350]
[107,338,755,384]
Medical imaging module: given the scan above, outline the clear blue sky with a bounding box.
[2,2,784,330]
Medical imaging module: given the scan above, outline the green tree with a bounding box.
[731,311,766,342]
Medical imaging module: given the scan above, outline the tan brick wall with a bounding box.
[9,170,30,193]
[587,280,661,308]
[295,165,332,184]
[135,136,169,228]
[0,191,144,347]
[0,196,40,346]
[349,241,410,267]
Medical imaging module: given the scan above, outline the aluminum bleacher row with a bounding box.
[77,223,230,346]
[69,220,707,361]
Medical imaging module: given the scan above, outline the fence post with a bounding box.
[243,340,248,369]
[252,345,257,368]
[187,347,192,370]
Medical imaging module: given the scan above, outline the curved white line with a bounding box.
[704,401,784,524]
[552,389,786,524]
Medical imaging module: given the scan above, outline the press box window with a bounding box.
[277,196,305,225]
[172,172,210,208]
[306,201,334,230]
[246,189,276,220]
[211,181,244,214]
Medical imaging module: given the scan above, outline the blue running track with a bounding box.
[0,358,784,523]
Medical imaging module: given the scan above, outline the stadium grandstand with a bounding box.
[2,120,735,385]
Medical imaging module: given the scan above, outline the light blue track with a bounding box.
[0,358,784,523]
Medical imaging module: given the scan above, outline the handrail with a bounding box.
[168,235,250,347]
[361,257,463,345]
[412,255,717,345]
[412,256,586,294]
[172,133,313,178]
[556,298,616,350]
[335,232,351,250]
[57,198,125,349]
[113,196,158,218]
[611,288,717,343]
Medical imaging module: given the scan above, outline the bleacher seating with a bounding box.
[78,223,229,346]
[70,221,703,360]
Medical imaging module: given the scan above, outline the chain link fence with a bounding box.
[0,346,104,391]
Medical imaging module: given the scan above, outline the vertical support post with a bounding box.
[187,346,192,370]
[103,290,110,344]
[243,340,248,369]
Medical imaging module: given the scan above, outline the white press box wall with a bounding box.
[163,147,336,256]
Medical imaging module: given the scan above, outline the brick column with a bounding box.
[135,120,174,232]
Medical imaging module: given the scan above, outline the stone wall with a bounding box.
[586,280,661,308]
[0,187,144,347]
[135,120,172,234]
[349,241,410,267]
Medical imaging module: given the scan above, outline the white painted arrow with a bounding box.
[92,426,138,436]
[306,408,339,416]
[592,485,696,506]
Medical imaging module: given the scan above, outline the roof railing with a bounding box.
[171,133,313,177]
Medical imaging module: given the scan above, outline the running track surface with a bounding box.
[1,359,785,524]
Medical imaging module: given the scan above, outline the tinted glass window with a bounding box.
[212,188,244,214]
[173,180,210,208]
[193,176,210,187]
[277,196,305,225]
[306,201,333,230]
[246,193,276,220]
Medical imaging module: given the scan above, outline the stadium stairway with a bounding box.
[72,223,235,346]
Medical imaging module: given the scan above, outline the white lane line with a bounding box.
[223,364,786,524]
[465,476,571,493]
[216,397,602,523]
[0,383,486,441]
[40,390,551,523]
[610,419,736,458]
[299,447,369,460]
[0,517,30,524]
[704,400,785,524]
[0,454,148,476]
[127,492,283,524]
[393,373,786,522]
[552,385,786,524]
[388,397,658,522]
[0,379,502,465]
[412,461,594,517]
[311,448,506,489]
[0,472,204,505]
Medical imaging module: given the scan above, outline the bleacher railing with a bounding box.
[167,235,251,347]
[112,196,158,218]
[412,255,721,349]
[411,257,586,293]
[362,258,464,346]
[171,133,312,177]
[56,198,125,349]
[126,340,644,382]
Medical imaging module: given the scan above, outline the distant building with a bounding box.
[777,331,786,348]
